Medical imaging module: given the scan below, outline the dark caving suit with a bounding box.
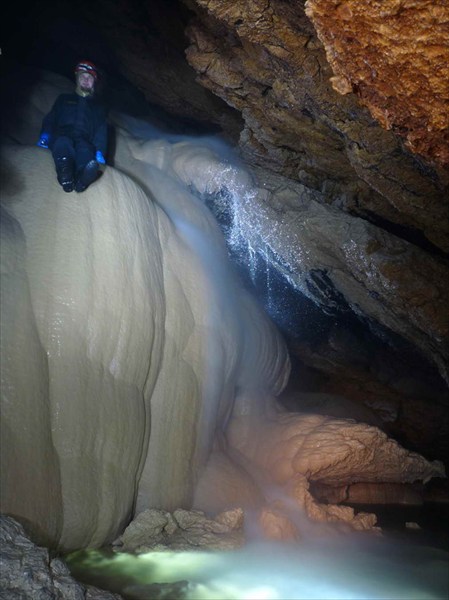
[38,61,108,193]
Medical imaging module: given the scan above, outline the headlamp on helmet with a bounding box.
[75,61,98,81]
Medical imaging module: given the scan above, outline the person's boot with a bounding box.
[55,156,74,193]
[75,159,98,193]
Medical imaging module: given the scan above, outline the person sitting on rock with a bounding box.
[37,60,108,193]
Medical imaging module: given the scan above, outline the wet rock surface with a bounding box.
[112,508,245,553]
[211,166,449,383]
[0,515,122,600]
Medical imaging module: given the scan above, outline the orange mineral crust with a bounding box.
[305,0,449,167]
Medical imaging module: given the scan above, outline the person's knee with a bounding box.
[54,156,75,193]
[52,136,75,160]
[74,159,99,193]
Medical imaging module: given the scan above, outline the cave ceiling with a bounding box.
[5,0,447,248]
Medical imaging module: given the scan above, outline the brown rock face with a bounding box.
[183,0,448,252]
[311,481,425,505]
[227,412,444,530]
[305,0,449,168]
[180,0,448,464]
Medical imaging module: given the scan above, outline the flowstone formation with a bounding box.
[225,409,445,534]
[0,69,289,551]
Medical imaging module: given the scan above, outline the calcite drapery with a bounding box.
[225,410,445,531]
[0,70,290,550]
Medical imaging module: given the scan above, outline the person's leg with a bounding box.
[73,139,98,193]
[52,136,75,192]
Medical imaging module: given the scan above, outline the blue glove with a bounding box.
[96,150,106,165]
[37,133,49,149]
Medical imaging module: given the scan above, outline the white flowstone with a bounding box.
[0,70,290,551]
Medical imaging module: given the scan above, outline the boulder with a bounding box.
[112,508,245,552]
[0,515,122,600]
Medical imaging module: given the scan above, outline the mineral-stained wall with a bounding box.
[304,0,449,168]
[183,0,448,253]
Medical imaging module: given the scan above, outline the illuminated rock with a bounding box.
[0,515,121,599]
[183,0,448,252]
[1,63,446,556]
[112,508,245,552]
[226,411,445,530]
[305,0,449,168]
[0,73,289,551]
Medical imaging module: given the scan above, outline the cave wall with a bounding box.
[305,0,449,168]
[179,0,449,467]
[1,0,448,484]
[182,0,448,253]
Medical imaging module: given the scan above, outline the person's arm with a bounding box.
[92,104,108,164]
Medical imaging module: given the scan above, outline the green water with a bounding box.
[67,527,449,600]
